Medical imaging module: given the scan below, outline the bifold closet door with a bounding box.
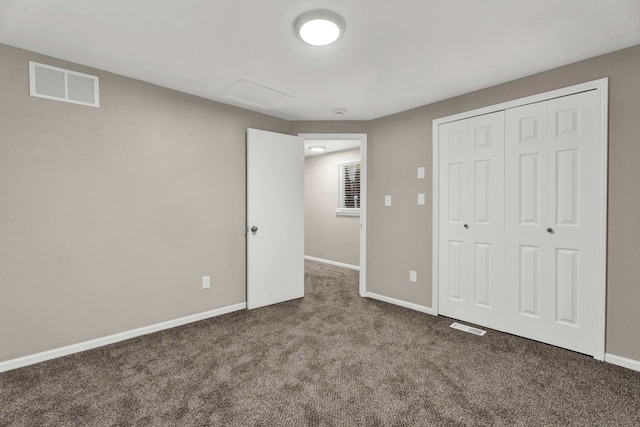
[438,111,505,331]
[504,90,601,356]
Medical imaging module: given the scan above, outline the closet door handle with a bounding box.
[547,227,554,234]
[464,224,469,229]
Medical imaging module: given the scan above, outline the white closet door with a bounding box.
[467,112,505,330]
[505,101,549,336]
[439,111,505,329]
[505,91,601,355]
[438,119,470,321]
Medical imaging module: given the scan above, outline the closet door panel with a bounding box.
[437,84,605,358]
[438,119,470,321]
[473,242,491,306]
[505,91,600,355]
[467,112,505,330]
[544,91,600,354]
[505,101,553,338]
[519,153,542,225]
[518,245,541,317]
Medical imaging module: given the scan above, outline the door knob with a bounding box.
[251,226,258,233]
[464,224,469,229]
[547,227,554,234]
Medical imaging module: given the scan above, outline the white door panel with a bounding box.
[435,81,606,359]
[505,101,550,336]
[505,91,600,355]
[438,89,603,357]
[438,112,505,330]
[467,113,505,330]
[247,128,304,310]
[518,245,541,317]
[439,119,470,321]
[546,91,600,353]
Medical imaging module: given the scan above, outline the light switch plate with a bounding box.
[385,195,391,206]
[409,270,417,283]
[418,193,425,205]
[417,167,425,179]
[202,275,211,289]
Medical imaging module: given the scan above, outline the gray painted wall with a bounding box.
[0,43,290,361]
[2,41,640,364]
[366,44,640,361]
[305,148,361,266]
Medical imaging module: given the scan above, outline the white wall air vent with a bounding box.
[29,61,99,107]
[450,322,487,336]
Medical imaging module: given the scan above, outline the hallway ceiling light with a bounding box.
[294,9,346,46]
[309,146,326,152]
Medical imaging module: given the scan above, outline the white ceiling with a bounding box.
[1,0,639,121]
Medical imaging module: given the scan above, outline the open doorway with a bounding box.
[299,133,367,296]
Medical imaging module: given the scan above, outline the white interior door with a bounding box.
[466,112,505,330]
[505,90,601,355]
[434,79,607,359]
[438,111,505,330]
[247,128,304,310]
[438,118,470,321]
[504,100,549,337]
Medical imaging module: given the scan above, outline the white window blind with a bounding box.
[337,160,361,216]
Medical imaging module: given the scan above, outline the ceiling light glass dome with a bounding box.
[294,9,346,46]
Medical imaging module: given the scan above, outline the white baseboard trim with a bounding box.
[605,353,640,372]
[304,255,360,271]
[0,302,246,373]
[365,292,436,316]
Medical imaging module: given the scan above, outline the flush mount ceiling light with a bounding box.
[309,146,326,152]
[294,9,346,46]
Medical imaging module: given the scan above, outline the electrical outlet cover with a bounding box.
[202,275,211,289]
[409,270,417,282]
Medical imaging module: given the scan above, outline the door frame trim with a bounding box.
[299,133,368,297]
[431,78,608,360]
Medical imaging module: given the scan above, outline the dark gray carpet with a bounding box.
[1,260,639,426]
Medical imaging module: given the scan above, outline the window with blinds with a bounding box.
[337,160,361,216]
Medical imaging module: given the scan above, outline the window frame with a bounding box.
[336,160,361,217]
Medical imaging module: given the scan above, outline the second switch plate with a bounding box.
[202,275,211,289]
[385,195,391,206]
